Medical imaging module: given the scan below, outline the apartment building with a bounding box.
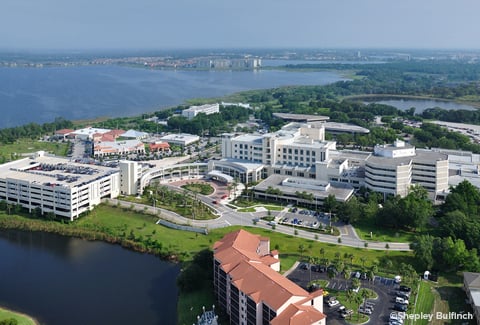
[213,230,326,325]
[0,151,119,220]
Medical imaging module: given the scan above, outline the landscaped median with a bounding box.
[0,306,38,325]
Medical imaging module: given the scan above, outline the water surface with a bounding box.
[0,230,179,325]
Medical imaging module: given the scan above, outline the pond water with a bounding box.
[0,229,179,325]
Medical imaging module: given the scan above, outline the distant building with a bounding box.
[182,104,220,120]
[71,127,111,140]
[54,129,74,140]
[121,129,149,140]
[214,230,326,325]
[93,140,145,158]
[148,141,170,153]
[160,133,200,147]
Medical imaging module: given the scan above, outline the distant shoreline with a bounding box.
[0,306,40,325]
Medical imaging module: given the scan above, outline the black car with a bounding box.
[399,285,411,292]
[393,303,407,312]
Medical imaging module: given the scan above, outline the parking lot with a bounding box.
[287,264,408,324]
[277,208,334,230]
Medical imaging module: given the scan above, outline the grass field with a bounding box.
[409,281,435,325]
[0,139,69,162]
[354,218,417,243]
[177,289,215,325]
[0,204,419,325]
[0,307,37,325]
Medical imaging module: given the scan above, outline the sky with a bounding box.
[1,0,480,50]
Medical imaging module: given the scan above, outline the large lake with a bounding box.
[0,65,346,128]
[0,230,180,325]
[368,98,478,113]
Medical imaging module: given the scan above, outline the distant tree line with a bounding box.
[0,117,73,144]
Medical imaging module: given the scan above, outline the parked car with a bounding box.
[341,309,354,318]
[328,300,340,307]
[358,306,372,315]
[395,297,409,305]
[393,303,407,312]
[399,285,411,292]
[396,291,410,299]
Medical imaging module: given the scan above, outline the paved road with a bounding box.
[104,191,411,251]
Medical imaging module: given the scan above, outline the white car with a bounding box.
[328,300,340,307]
[358,306,372,315]
[395,297,409,305]
[390,312,404,323]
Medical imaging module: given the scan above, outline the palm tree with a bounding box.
[360,288,370,310]
[348,253,355,267]
[360,256,367,270]
[345,289,355,320]
[320,247,325,260]
[298,244,306,259]
[342,265,351,289]
[334,251,341,262]
[354,292,364,321]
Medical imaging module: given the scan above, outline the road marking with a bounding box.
[224,220,231,226]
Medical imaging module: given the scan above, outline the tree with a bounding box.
[337,196,362,224]
[342,265,351,288]
[323,194,337,215]
[320,247,325,260]
[411,235,434,270]
[298,244,307,259]
[360,257,367,270]
[398,186,434,230]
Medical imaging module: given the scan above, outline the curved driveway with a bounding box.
[105,194,411,251]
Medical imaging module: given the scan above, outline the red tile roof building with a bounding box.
[149,141,170,153]
[213,230,326,325]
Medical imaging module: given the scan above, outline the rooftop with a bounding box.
[254,174,354,201]
[0,153,118,189]
[273,112,330,122]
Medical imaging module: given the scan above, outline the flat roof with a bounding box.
[324,122,370,134]
[254,174,353,201]
[73,127,111,136]
[234,134,263,143]
[273,113,330,122]
[160,133,200,142]
[215,158,264,171]
[0,154,118,189]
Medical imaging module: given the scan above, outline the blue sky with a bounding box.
[1,0,479,50]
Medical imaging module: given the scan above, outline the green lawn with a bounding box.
[181,183,214,195]
[177,290,216,325]
[0,204,418,325]
[0,139,69,162]
[354,219,416,243]
[0,307,37,325]
[411,281,435,325]
[238,207,256,212]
